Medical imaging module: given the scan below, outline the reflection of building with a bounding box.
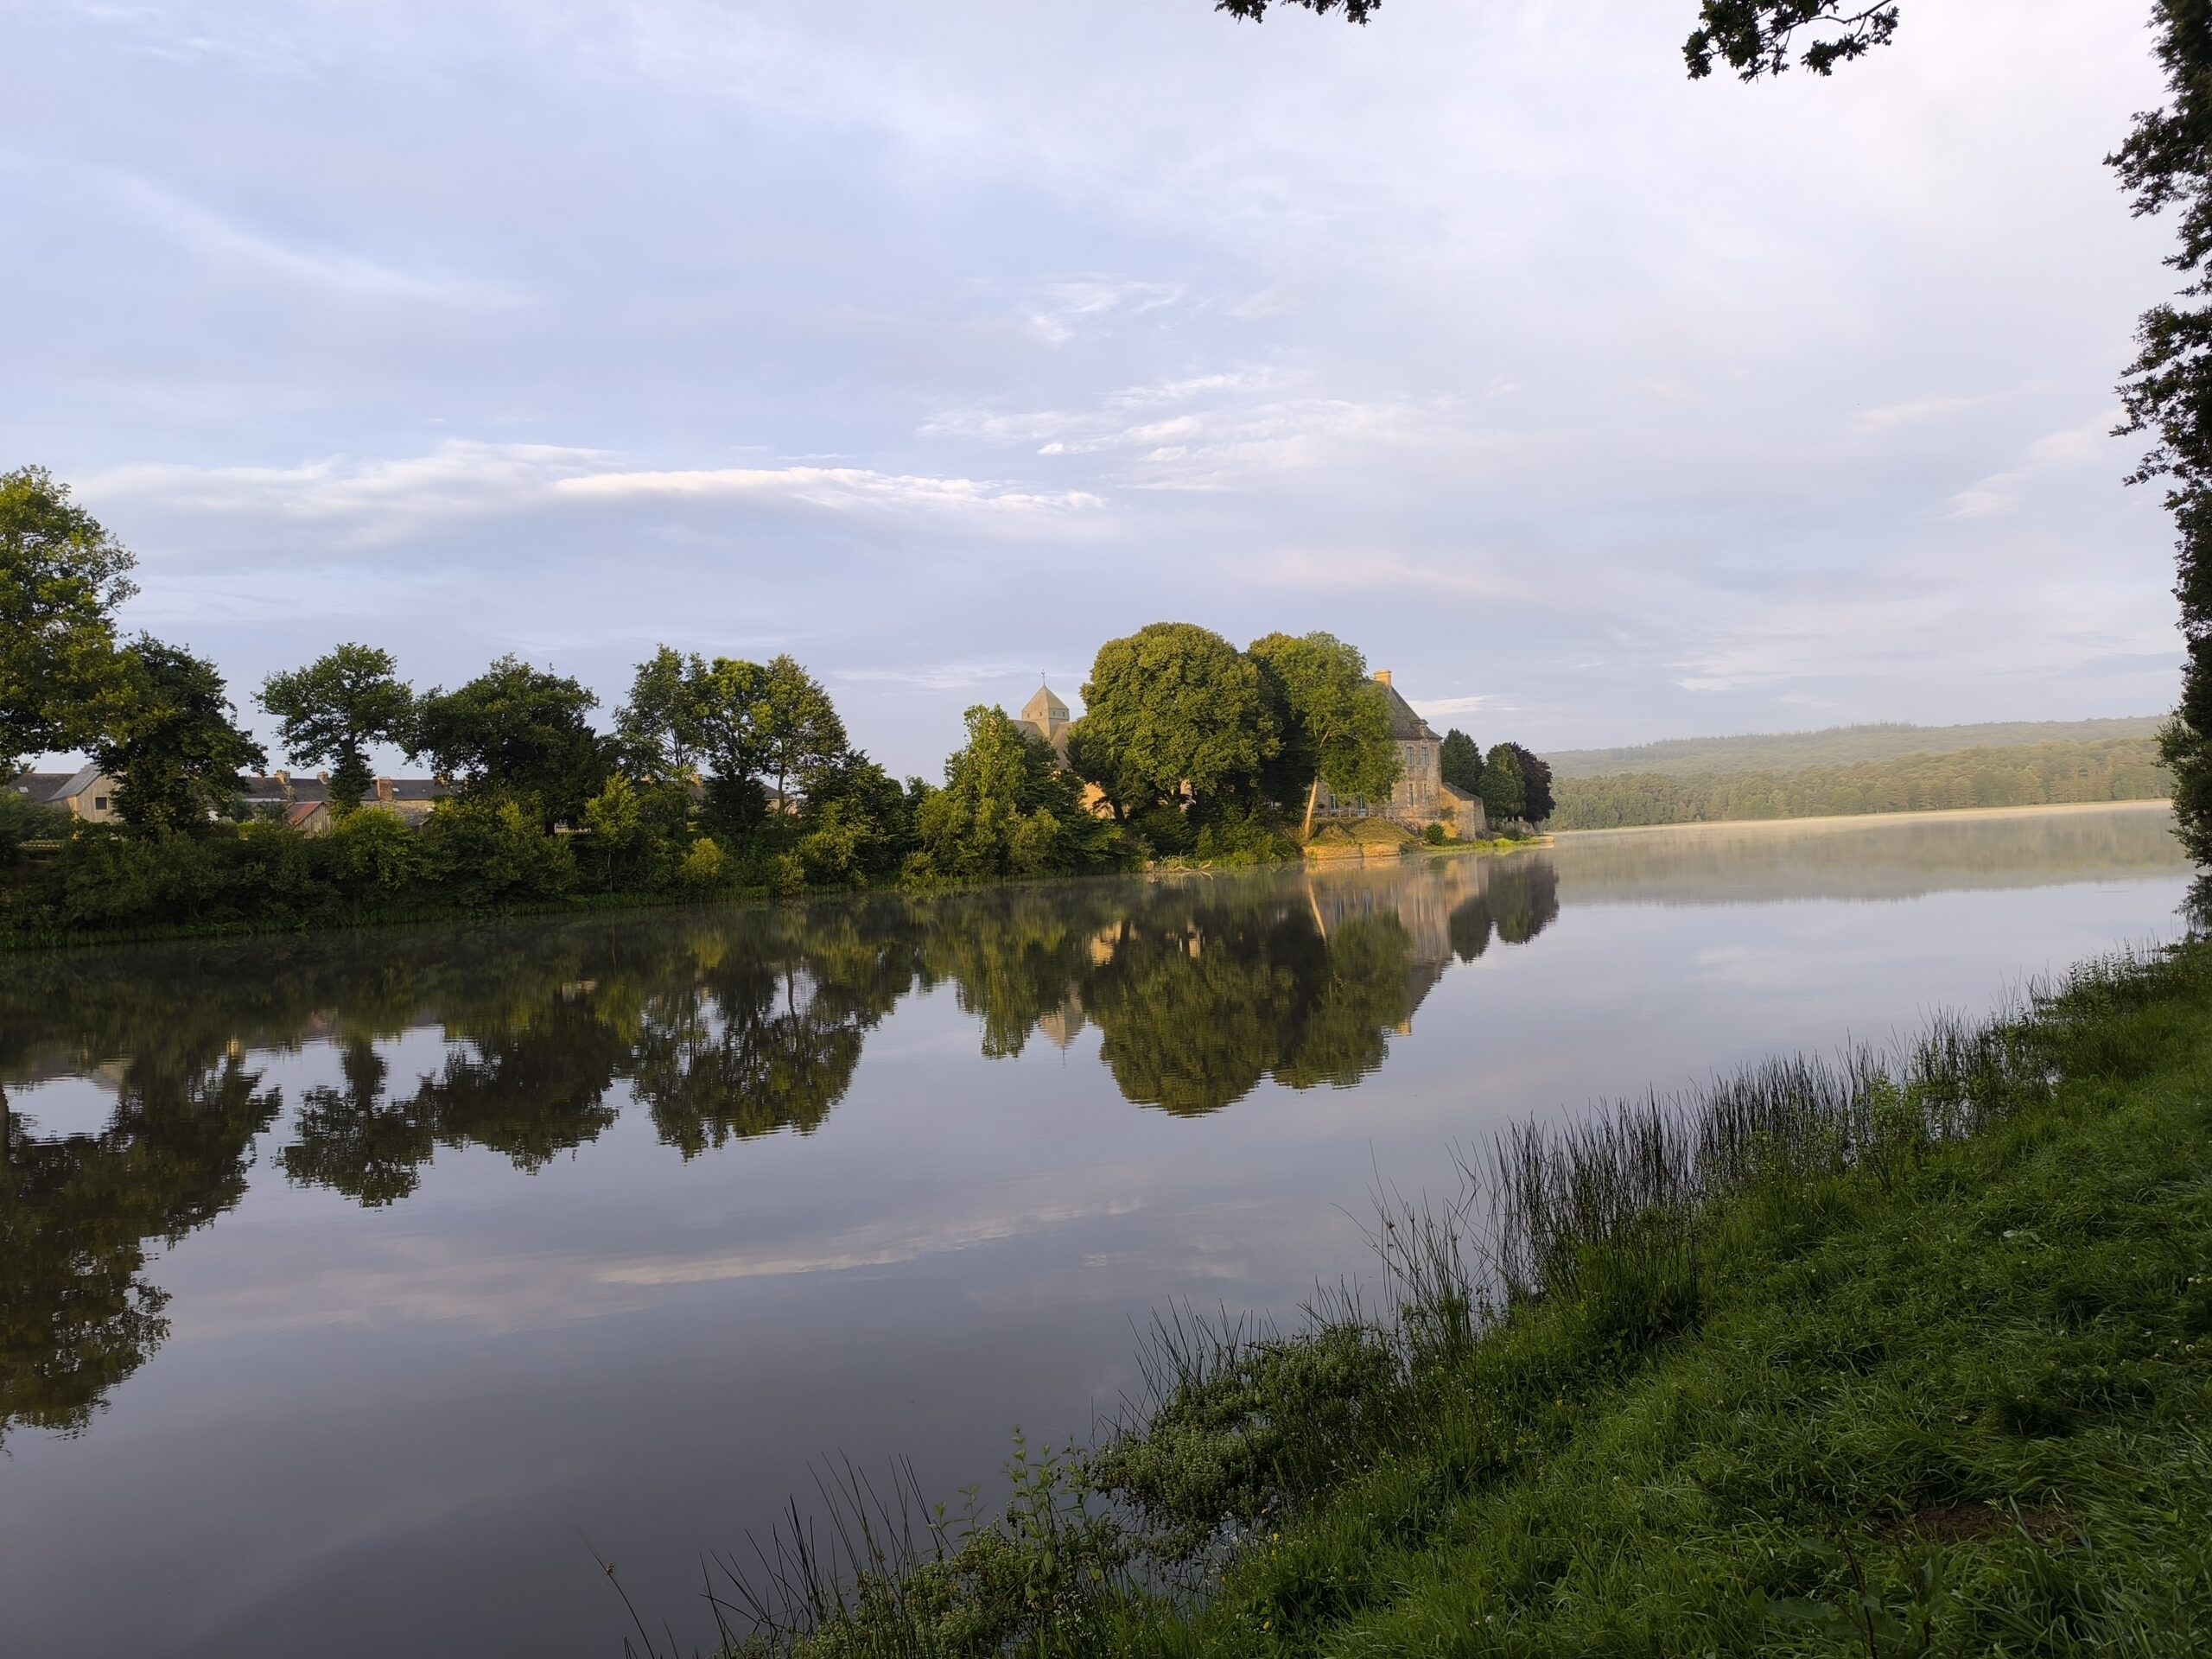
[1313,671,1487,838]
[1037,991,1087,1050]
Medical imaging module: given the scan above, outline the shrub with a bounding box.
[324,807,422,895]
[420,796,575,905]
[677,836,728,891]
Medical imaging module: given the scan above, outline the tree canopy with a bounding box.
[1497,741,1555,823]
[1249,631,1400,811]
[91,638,266,835]
[1212,0,1377,22]
[1440,728,1484,797]
[1683,3,1901,80]
[917,705,1118,880]
[0,465,137,778]
[410,656,606,827]
[1478,743,1527,824]
[1071,622,1279,820]
[257,644,416,812]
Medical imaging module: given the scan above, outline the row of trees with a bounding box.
[1440,729,1555,827]
[1548,739,2172,832]
[4,467,1554,937]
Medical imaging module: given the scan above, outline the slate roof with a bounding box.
[7,771,76,804]
[1376,679,1438,744]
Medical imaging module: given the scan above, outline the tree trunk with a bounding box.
[1301,778,1319,841]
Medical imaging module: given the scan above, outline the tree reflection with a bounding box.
[1,1052,279,1446]
[0,853,1569,1440]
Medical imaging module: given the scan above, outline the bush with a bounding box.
[325,807,423,895]
[1193,805,1296,866]
[420,796,575,904]
[677,836,728,891]
[1422,820,1448,845]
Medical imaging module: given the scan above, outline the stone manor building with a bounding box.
[1017,670,1483,839]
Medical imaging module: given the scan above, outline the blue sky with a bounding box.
[1,0,2180,778]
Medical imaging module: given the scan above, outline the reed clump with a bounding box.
[633,944,2212,1657]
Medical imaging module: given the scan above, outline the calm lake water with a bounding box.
[0,803,2192,1656]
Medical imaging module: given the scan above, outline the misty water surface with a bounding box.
[0,804,2190,1657]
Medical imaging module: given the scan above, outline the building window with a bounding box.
[94,796,109,810]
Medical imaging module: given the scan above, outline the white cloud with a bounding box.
[925,366,1451,489]
[1413,694,1498,719]
[86,442,1103,540]
[113,174,526,308]
[1943,474,2024,520]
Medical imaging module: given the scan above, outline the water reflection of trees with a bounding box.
[1,1050,279,1447]
[0,853,1564,1440]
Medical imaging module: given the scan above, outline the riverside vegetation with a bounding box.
[2,469,1555,945]
[613,933,2212,1657]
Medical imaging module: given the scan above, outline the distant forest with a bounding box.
[1542,718,2167,782]
[1549,738,2171,832]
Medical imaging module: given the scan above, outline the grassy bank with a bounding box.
[658,938,2212,1656]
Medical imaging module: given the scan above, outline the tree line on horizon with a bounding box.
[1549,738,2173,832]
[1,467,1553,939]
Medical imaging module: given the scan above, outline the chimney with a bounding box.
[274,768,289,785]
[376,776,395,804]
[1374,669,1393,687]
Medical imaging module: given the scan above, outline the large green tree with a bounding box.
[257,644,416,812]
[1248,631,1400,829]
[1478,743,1528,825]
[613,645,698,778]
[0,466,137,778]
[1497,741,1555,823]
[410,655,606,827]
[918,705,1116,880]
[1070,622,1279,821]
[91,637,267,835]
[754,653,849,806]
[1440,728,1484,796]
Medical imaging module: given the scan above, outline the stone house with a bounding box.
[1314,671,1486,839]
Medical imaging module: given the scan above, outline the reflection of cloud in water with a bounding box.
[176,1184,1152,1340]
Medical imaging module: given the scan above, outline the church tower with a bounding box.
[1020,682,1071,754]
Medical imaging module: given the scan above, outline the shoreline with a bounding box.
[1551,796,2176,842]
[683,935,2212,1656]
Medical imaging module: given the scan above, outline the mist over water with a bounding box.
[0,804,2190,1657]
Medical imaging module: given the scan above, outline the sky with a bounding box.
[0,0,2185,779]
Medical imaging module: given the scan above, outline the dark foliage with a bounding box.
[1684,2,1901,79]
[410,655,607,829]
[1440,727,1483,795]
[91,637,266,835]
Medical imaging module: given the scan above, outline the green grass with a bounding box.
[646,941,2212,1657]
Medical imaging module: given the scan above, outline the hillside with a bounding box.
[1541,716,2166,781]
[1548,737,2171,831]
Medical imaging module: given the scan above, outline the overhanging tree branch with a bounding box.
[1684,2,1901,80]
